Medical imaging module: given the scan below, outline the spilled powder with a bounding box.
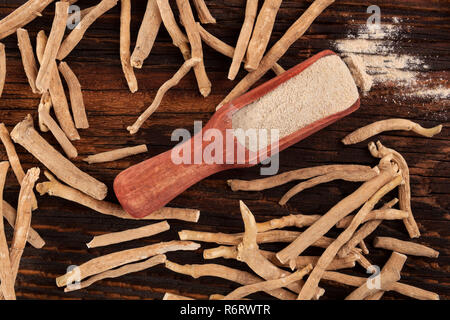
[333,21,448,103]
[232,55,359,152]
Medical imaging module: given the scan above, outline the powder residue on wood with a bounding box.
[232,55,358,151]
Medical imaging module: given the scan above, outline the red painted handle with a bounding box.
[114,139,229,218]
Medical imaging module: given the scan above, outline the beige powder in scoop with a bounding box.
[232,54,359,151]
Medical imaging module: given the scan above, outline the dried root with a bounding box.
[36,171,200,222]
[322,271,439,300]
[0,162,15,300]
[165,260,296,300]
[345,252,406,300]
[370,141,420,238]
[228,0,258,80]
[0,43,5,97]
[11,115,106,200]
[127,58,200,135]
[17,28,38,93]
[65,255,167,292]
[222,265,313,300]
[119,0,138,93]
[245,0,282,71]
[0,123,38,210]
[56,241,200,287]
[217,0,335,109]
[342,119,443,145]
[192,0,216,24]
[10,167,40,283]
[58,61,89,129]
[2,200,45,249]
[276,158,398,265]
[176,0,211,97]
[57,0,119,60]
[35,1,69,93]
[197,23,285,76]
[130,0,162,69]
[86,221,170,248]
[83,145,148,164]
[228,164,372,192]
[297,171,402,300]
[373,237,439,258]
[0,0,54,40]
[279,167,379,205]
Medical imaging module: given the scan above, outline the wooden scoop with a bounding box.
[114,50,360,218]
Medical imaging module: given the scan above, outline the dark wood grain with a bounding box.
[0,0,448,300]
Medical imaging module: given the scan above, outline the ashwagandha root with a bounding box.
[163,292,195,300]
[228,0,258,80]
[36,30,79,141]
[65,255,167,292]
[10,167,40,283]
[16,28,38,93]
[236,201,324,299]
[36,171,200,222]
[338,198,399,257]
[58,61,89,129]
[0,43,5,98]
[245,0,282,72]
[86,221,170,248]
[228,164,372,191]
[130,0,161,69]
[217,0,335,109]
[176,0,211,97]
[297,171,402,300]
[256,214,322,232]
[83,145,148,164]
[2,200,45,249]
[342,119,443,145]
[37,92,52,132]
[345,251,406,300]
[355,252,372,271]
[373,237,439,258]
[38,106,78,159]
[165,260,297,300]
[279,167,379,205]
[57,0,119,60]
[222,265,313,300]
[127,58,200,135]
[0,162,16,300]
[0,0,54,40]
[359,239,369,255]
[204,245,357,271]
[197,23,285,76]
[11,115,107,200]
[0,123,38,210]
[261,250,357,271]
[192,0,216,24]
[156,0,191,60]
[322,271,439,300]
[276,159,398,265]
[35,1,69,93]
[56,241,200,287]
[370,141,420,238]
[119,0,138,93]
[179,229,334,248]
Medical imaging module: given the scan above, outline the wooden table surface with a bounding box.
[0,0,448,300]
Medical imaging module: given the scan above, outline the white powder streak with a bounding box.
[232,55,359,152]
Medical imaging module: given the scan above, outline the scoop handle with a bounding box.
[114,138,232,218]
